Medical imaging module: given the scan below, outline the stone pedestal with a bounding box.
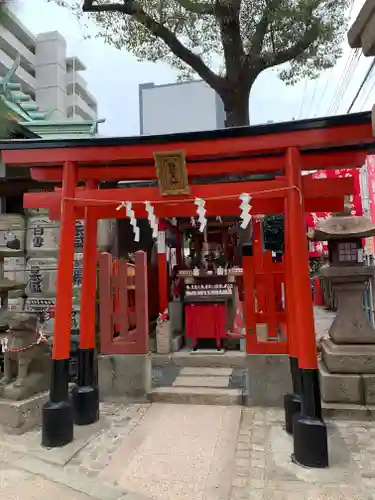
[169,300,183,334]
[156,320,172,354]
[245,354,292,407]
[0,391,49,434]
[169,300,183,353]
[98,353,151,401]
[318,267,375,406]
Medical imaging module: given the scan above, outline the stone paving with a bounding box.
[231,407,373,500]
[0,401,374,499]
[0,403,150,500]
[0,307,370,499]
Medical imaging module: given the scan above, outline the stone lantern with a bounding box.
[309,215,375,407]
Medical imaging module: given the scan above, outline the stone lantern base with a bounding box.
[318,266,375,406]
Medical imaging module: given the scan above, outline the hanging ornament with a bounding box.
[194,198,207,233]
[116,201,126,211]
[216,216,222,224]
[190,217,196,228]
[311,212,319,227]
[125,202,140,242]
[239,193,252,229]
[145,201,158,239]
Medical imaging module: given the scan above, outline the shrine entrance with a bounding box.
[1,111,374,469]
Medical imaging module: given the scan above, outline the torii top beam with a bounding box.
[0,112,373,184]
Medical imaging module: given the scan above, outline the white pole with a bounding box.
[73,56,76,118]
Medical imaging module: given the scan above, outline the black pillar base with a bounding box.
[42,358,73,448]
[284,392,301,435]
[284,356,302,434]
[292,367,328,468]
[292,414,328,468]
[72,385,99,425]
[73,347,99,426]
[42,399,74,447]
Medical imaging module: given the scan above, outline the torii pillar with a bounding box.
[42,161,77,447]
[285,147,328,468]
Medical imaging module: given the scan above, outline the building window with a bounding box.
[338,242,358,262]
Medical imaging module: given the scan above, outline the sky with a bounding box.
[14,0,372,137]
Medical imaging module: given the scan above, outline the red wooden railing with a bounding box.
[99,251,149,355]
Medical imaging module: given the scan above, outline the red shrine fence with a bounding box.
[243,249,288,354]
[97,245,287,356]
[98,251,149,355]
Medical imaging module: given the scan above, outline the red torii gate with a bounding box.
[1,111,374,469]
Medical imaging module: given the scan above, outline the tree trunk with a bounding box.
[222,86,250,128]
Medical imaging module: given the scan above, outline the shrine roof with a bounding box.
[0,111,372,151]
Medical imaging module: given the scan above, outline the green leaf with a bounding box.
[49,0,353,125]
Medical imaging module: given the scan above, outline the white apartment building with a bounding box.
[139,80,225,135]
[0,8,97,121]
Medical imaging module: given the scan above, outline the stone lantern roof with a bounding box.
[348,0,375,56]
[308,215,375,241]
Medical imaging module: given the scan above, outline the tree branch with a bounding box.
[82,0,223,90]
[262,21,321,67]
[175,0,216,14]
[250,0,282,54]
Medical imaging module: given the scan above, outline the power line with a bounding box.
[360,75,375,110]
[329,49,361,114]
[298,78,308,119]
[306,77,319,118]
[347,58,375,113]
[327,51,353,114]
[316,67,334,117]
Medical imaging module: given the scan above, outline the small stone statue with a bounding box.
[0,312,50,401]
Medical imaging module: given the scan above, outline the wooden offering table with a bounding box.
[178,268,242,350]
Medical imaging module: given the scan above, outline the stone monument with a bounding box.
[0,248,50,433]
[156,308,171,355]
[309,215,375,406]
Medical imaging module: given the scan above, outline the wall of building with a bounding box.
[139,80,225,135]
[35,31,67,119]
[0,9,98,121]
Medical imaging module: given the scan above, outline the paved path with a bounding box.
[1,402,374,500]
[0,403,150,500]
[0,307,372,500]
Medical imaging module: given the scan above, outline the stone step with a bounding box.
[179,367,233,377]
[173,375,230,388]
[152,349,246,368]
[150,386,243,405]
[322,401,375,420]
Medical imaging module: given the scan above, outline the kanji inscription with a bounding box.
[154,150,190,196]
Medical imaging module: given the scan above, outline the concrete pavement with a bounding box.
[0,401,374,499]
[0,307,372,500]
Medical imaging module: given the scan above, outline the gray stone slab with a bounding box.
[98,354,151,401]
[363,374,375,405]
[319,360,362,404]
[13,455,149,500]
[151,386,242,405]
[171,334,183,352]
[322,401,375,420]
[322,338,375,374]
[0,416,107,466]
[171,349,246,368]
[0,391,49,435]
[173,375,230,388]
[179,367,233,376]
[245,354,292,407]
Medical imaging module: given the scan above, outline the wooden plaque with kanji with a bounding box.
[154,150,190,196]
